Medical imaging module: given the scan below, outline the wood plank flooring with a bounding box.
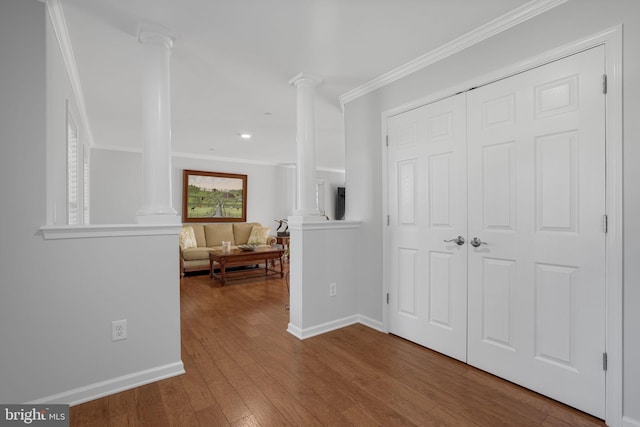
[71,267,606,426]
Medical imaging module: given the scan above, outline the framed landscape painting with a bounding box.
[182,170,247,223]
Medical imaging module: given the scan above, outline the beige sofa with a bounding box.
[179,222,276,277]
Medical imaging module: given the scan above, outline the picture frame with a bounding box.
[182,170,247,222]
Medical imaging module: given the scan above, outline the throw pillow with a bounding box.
[179,226,197,250]
[247,226,270,245]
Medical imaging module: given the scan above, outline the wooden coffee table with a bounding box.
[209,246,284,285]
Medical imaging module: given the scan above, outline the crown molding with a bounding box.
[171,150,283,167]
[93,144,280,166]
[92,144,144,154]
[92,145,345,173]
[46,0,95,147]
[172,151,345,173]
[338,0,568,109]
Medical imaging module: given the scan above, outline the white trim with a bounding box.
[172,150,345,173]
[288,72,323,87]
[288,219,361,231]
[45,0,95,148]
[383,27,621,120]
[381,116,391,335]
[27,361,184,406]
[137,22,176,47]
[172,150,286,167]
[287,315,384,340]
[357,315,384,333]
[40,223,182,240]
[380,26,623,427]
[602,25,624,427]
[339,0,567,108]
[286,323,304,338]
[287,315,359,339]
[316,166,346,174]
[91,145,346,174]
[92,144,144,154]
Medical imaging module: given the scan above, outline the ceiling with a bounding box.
[61,0,533,171]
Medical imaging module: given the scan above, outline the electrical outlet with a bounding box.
[329,282,337,297]
[112,319,127,341]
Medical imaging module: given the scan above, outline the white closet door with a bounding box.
[387,93,468,362]
[466,45,606,417]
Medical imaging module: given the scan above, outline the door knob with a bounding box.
[470,237,487,247]
[443,236,465,246]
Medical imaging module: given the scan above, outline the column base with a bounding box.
[292,208,324,220]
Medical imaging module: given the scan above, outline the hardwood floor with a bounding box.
[71,267,606,426]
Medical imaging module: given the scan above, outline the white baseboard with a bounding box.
[624,416,640,427]
[27,361,185,406]
[357,314,384,332]
[288,314,385,340]
[288,315,360,339]
[286,323,304,338]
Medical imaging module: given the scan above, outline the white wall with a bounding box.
[0,0,182,405]
[317,169,346,221]
[171,156,293,229]
[91,150,346,230]
[90,149,144,224]
[344,0,640,424]
[91,150,298,229]
[287,221,361,338]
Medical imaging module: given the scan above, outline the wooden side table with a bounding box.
[275,235,290,261]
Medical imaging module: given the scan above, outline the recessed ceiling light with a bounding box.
[239,133,252,140]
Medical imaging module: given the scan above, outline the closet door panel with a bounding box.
[466,46,606,418]
[387,93,468,362]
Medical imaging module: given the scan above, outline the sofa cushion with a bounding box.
[181,246,216,261]
[189,224,207,247]
[233,222,261,245]
[247,226,271,245]
[204,223,235,247]
[179,226,197,250]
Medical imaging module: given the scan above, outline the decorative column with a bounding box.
[289,73,323,218]
[136,26,180,224]
[287,73,324,339]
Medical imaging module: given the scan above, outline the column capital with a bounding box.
[288,72,323,89]
[137,24,175,50]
